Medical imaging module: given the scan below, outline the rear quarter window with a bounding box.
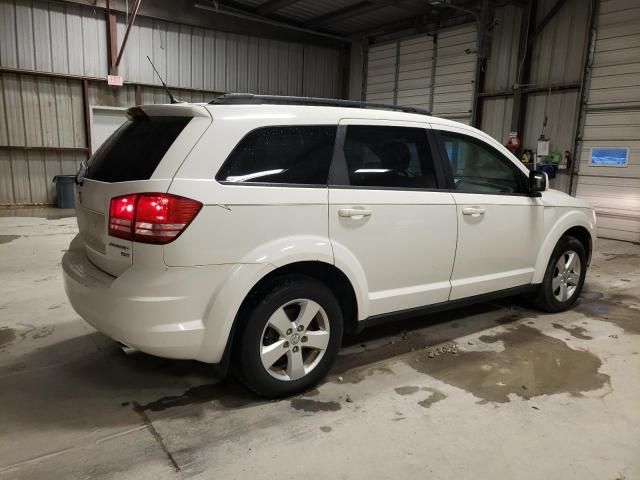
[86,116,191,182]
[216,125,337,185]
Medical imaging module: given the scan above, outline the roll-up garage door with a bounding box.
[365,42,397,104]
[575,0,640,242]
[396,35,434,111]
[432,24,478,125]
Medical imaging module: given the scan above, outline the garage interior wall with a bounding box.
[365,23,477,124]
[0,0,343,205]
[363,0,590,193]
[575,0,640,243]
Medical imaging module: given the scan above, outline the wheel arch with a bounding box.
[532,210,596,284]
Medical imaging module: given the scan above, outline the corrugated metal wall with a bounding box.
[575,0,640,242]
[480,3,522,143]
[0,0,343,205]
[364,24,476,122]
[523,0,589,154]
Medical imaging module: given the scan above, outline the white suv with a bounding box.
[63,94,596,397]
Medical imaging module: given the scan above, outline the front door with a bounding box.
[434,127,544,300]
[328,120,457,317]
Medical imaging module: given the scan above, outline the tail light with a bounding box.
[109,193,202,244]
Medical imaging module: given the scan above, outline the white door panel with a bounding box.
[450,193,544,299]
[330,188,457,316]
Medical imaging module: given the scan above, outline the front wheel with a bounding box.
[236,276,343,398]
[532,236,587,312]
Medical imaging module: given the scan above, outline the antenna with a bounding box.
[147,55,181,104]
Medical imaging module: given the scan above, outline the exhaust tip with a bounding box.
[118,341,139,355]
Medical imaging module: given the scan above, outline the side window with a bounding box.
[339,125,438,189]
[216,125,337,185]
[440,132,524,194]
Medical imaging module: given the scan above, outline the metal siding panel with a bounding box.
[152,20,169,88]
[203,29,215,91]
[481,96,513,144]
[484,4,523,92]
[27,150,47,203]
[0,0,18,68]
[257,38,269,94]
[53,78,74,147]
[10,149,30,203]
[191,27,204,90]
[226,33,238,93]
[140,18,155,84]
[0,150,15,204]
[165,22,180,87]
[215,31,227,92]
[81,7,102,77]
[49,2,68,74]
[65,5,84,75]
[247,36,259,93]
[20,75,43,146]
[3,73,26,145]
[33,1,52,72]
[38,77,58,147]
[0,74,8,145]
[236,35,248,93]
[530,0,589,85]
[179,24,192,88]
[15,0,35,70]
[523,91,579,154]
[70,80,85,147]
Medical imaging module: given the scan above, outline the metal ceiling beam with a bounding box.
[305,1,385,29]
[256,0,302,16]
[533,0,569,36]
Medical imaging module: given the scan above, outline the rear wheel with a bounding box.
[236,276,343,398]
[532,236,587,312]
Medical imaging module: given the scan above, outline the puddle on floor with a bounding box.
[418,388,446,408]
[576,292,640,335]
[290,398,342,412]
[0,327,16,348]
[404,324,609,403]
[0,235,20,245]
[552,323,593,340]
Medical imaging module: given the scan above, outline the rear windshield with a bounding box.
[86,116,191,182]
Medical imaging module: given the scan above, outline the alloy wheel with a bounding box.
[552,250,581,302]
[259,299,330,381]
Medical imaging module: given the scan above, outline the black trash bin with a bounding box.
[52,175,76,208]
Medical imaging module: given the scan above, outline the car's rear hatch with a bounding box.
[75,104,211,276]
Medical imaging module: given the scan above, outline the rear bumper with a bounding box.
[62,234,234,361]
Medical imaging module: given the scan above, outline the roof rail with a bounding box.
[209,93,431,115]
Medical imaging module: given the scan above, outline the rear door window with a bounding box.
[337,125,438,189]
[216,126,337,185]
[86,116,191,182]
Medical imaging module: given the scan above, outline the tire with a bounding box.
[531,235,587,313]
[235,275,343,398]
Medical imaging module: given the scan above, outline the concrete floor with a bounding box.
[1,208,639,480]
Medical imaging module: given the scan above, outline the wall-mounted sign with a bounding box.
[590,147,629,167]
[107,75,123,86]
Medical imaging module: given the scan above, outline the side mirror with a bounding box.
[528,170,547,197]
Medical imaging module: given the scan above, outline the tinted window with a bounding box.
[216,126,337,185]
[440,132,524,194]
[86,116,191,182]
[340,126,437,189]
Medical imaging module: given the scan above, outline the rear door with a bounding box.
[75,105,211,276]
[328,119,457,317]
[433,126,544,300]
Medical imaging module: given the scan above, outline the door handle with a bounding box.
[338,208,372,219]
[462,206,486,217]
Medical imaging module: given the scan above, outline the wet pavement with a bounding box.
[0,208,638,479]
